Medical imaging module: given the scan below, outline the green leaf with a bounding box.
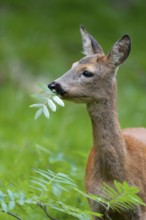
[7,189,14,201]
[30,180,47,191]
[52,184,62,197]
[29,103,44,108]
[102,182,119,199]
[35,169,55,182]
[57,172,76,183]
[53,95,65,107]
[1,201,8,212]
[35,108,43,120]
[47,99,56,112]
[17,192,25,206]
[114,180,123,194]
[74,188,106,206]
[0,191,5,201]
[43,105,50,119]
[30,185,43,192]
[8,201,15,210]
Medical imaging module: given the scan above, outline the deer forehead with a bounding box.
[79,54,105,64]
[71,62,96,73]
[71,55,106,73]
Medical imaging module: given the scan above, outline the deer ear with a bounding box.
[107,35,131,66]
[80,25,104,56]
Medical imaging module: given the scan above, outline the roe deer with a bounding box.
[48,26,146,220]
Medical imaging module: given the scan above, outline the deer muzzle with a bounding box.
[48,81,66,96]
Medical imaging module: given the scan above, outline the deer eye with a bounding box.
[82,70,94,77]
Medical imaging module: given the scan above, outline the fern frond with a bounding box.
[33,169,76,188]
[31,169,145,215]
[101,181,145,211]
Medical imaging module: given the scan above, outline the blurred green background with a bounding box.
[0,0,146,219]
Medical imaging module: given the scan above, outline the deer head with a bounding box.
[48,26,131,103]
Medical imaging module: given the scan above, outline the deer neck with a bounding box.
[87,83,126,181]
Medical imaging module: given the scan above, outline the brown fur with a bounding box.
[86,128,146,220]
[85,80,146,219]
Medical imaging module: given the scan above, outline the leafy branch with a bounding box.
[30,169,145,219]
[74,181,145,214]
[101,181,145,211]
[29,82,65,120]
[0,190,25,220]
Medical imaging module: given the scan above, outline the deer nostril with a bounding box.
[48,81,66,95]
[48,81,58,91]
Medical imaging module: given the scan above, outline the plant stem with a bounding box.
[37,202,58,220]
[1,210,23,220]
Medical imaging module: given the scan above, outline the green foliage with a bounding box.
[30,83,65,120]
[101,181,145,211]
[0,169,145,219]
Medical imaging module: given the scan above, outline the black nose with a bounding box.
[48,81,66,95]
[48,81,59,91]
